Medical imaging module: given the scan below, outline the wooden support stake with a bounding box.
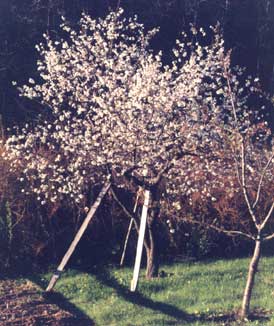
[120,190,140,266]
[46,181,111,292]
[130,189,150,292]
[120,218,134,266]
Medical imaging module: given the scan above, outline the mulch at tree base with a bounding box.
[0,279,93,326]
[193,308,273,326]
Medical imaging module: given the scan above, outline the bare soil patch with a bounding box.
[0,279,93,326]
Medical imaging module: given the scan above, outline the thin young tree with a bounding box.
[165,52,274,318]
[222,55,274,318]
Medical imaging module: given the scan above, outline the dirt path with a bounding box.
[0,279,93,326]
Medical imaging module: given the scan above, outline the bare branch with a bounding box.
[259,201,274,231]
[232,145,242,186]
[186,219,255,241]
[110,186,136,220]
[263,231,274,242]
[224,55,240,131]
[241,140,259,228]
[253,153,274,209]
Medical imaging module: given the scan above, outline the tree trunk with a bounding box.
[145,183,163,279]
[240,236,261,318]
[145,226,159,279]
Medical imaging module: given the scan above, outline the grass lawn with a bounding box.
[29,257,274,325]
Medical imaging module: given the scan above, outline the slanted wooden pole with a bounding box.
[46,181,111,292]
[130,189,150,292]
[120,218,134,266]
[120,190,140,266]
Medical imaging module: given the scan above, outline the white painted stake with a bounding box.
[130,189,150,292]
[46,181,111,292]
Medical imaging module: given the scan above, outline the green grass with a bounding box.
[31,257,274,325]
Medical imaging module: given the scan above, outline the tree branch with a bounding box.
[252,153,274,209]
[187,219,255,241]
[263,231,274,242]
[259,201,274,231]
[241,140,259,228]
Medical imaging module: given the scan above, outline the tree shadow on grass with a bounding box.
[89,266,191,323]
[31,267,272,326]
[31,275,95,326]
[87,266,272,325]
